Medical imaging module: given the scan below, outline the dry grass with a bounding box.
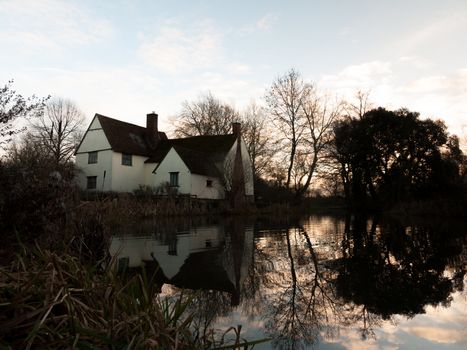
[0,244,198,349]
[0,243,268,349]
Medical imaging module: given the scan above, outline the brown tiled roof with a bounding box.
[146,134,237,176]
[97,114,167,156]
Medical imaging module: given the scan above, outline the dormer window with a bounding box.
[122,153,132,166]
[88,151,98,164]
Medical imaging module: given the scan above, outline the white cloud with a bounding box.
[138,20,222,74]
[319,61,394,101]
[0,0,113,53]
[256,13,277,31]
[319,61,467,139]
[395,11,467,55]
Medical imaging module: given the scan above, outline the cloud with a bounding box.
[138,20,222,74]
[256,13,277,31]
[395,11,467,55]
[0,0,113,53]
[403,327,465,344]
[319,60,467,138]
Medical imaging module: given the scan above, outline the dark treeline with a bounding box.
[333,107,466,213]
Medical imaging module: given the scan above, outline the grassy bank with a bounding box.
[0,241,266,349]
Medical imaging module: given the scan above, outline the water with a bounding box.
[110,215,466,349]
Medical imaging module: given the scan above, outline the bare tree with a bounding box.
[265,69,312,189]
[345,90,372,118]
[295,93,345,196]
[31,98,85,167]
[171,92,240,137]
[241,102,277,179]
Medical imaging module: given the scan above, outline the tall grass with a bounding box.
[0,243,198,349]
[0,242,268,349]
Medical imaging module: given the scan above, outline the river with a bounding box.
[109,214,466,349]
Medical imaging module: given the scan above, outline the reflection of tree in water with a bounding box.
[335,215,465,330]
[244,215,465,348]
[115,215,465,348]
[248,224,348,350]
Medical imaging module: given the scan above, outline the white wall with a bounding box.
[191,174,224,199]
[109,225,224,279]
[152,148,191,195]
[144,163,157,187]
[76,117,111,153]
[76,149,113,191]
[111,153,147,192]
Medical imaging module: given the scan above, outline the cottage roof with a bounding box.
[97,114,167,156]
[146,134,237,176]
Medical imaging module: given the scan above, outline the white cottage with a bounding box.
[75,113,254,201]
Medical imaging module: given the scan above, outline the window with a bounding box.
[122,153,132,166]
[206,180,213,187]
[87,176,97,190]
[88,151,98,164]
[169,172,179,187]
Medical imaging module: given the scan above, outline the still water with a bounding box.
[110,215,466,349]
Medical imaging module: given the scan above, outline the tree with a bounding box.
[241,102,277,179]
[0,80,48,147]
[265,69,312,189]
[31,98,85,167]
[171,92,240,137]
[295,93,344,197]
[345,90,373,119]
[333,107,464,208]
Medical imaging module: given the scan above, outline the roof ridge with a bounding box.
[96,113,147,131]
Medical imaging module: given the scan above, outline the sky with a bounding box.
[1,0,466,145]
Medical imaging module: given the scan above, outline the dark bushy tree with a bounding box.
[333,107,464,209]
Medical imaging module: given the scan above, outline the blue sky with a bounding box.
[1,0,466,143]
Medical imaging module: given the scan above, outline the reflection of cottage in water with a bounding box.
[109,223,253,305]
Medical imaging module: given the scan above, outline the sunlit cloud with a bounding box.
[137,20,223,74]
[0,0,113,53]
[403,326,465,344]
[319,60,467,139]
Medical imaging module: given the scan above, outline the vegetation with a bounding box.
[332,107,466,212]
[0,77,466,347]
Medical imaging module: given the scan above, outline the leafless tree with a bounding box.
[31,98,85,167]
[171,92,240,137]
[241,102,278,179]
[265,69,312,189]
[345,90,372,119]
[295,93,345,196]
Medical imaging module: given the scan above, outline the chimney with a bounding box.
[146,112,159,149]
[232,122,241,138]
[147,111,158,135]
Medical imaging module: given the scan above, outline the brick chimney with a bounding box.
[146,112,160,149]
[232,122,241,139]
[147,112,158,135]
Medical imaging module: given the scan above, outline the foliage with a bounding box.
[0,145,79,242]
[332,107,465,209]
[0,246,197,349]
[0,80,48,147]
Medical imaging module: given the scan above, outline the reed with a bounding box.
[0,242,268,349]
